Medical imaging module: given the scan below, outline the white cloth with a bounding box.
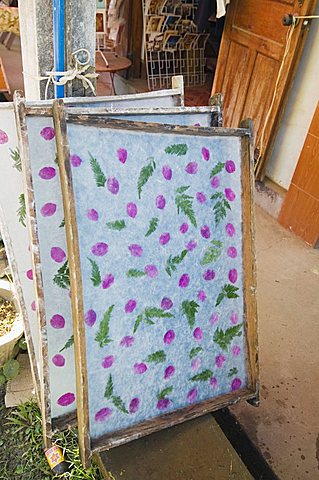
[216,0,231,18]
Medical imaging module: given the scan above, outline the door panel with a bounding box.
[212,0,317,178]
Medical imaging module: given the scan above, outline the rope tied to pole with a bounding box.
[24,48,98,99]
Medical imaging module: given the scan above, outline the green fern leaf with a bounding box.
[210,161,225,178]
[59,218,65,228]
[215,284,240,307]
[228,367,238,377]
[144,307,174,320]
[176,185,190,194]
[10,148,21,172]
[112,395,129,414]
[145,350,166,364]
[213,324,242,351]
[53,261,70,289]
[126,269,146,278]
[165,144,188,156]
[105,220,126,231]
[59,334,74,353]
[165,249,188,276]
[181,300,199,329]
[54,153,59,165]
[157,386,173,400]
[17,193,26,227]
[213,199,231,225]
[133,314,144,334]
[95,305,114,347]
[145,217,159,237]
[201,240,223,266]
[210,192,224,201]
[189,347,203,359]
[104,374,114,399]
[175,190,197,227]
[88,258,101,287]
[137,158,156,199]
[89,152,106,187]
[190,369,213,382]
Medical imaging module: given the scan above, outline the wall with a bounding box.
[266,2,319,190]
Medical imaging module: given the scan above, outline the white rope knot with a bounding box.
[40,48,98,99]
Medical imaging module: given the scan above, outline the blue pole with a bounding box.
[53,0,65,98]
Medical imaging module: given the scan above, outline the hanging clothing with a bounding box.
[216,0,231,18]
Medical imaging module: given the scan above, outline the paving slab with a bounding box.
[97,414,253,480]
[5,353,36,407]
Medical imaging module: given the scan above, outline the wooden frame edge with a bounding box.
[13,92,53,447]
[52,99,91,468]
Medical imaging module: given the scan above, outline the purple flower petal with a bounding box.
[187,387,198,404]
[162,165,172,180]
[226,223,235,237]
[128,244,143,257]
[144,264,158,278]
[232,345,241,356]
[193,327,203,341]
[200,225,210,239]
[159,233,170,245]
[57,392,75,407]
[191,357,201,371]
[134,362,148,374]
[0,129,8,144]
[50,314,65,329]
[91,242,108,256]
[185,162,198,174]
[197,290,206,302]
[126,202,137,218]
[50,247,66,263]
[120,336,134,347]
[125,299,137,313]
[210,377,217,388]
[117,148,127,164]
[87,209,99,221]
[179,273,190,288]
[203,269,215,281]
[40,127,55,141]
[156,195,166,209]
[70,154,82,167]
[228,269,238,283]
[102,355,115,368]
[107,177,119,195]
[230,312,238,324]
[186,239,197,251]
[227,246,237,258]
[210,176,220,189]
[52,354,65,367]
[31,300,36,311]
[196,192,206,204]
[41,202,57,217]
[225,188,236,201]
[157,398,171,410]
[216,354,226,368]
[164,329,175,345]
[102,274,114,289]
[161,297,173,310]
[180,223,189,234]
[164,365,175,379]
[202,147,210,161]
[129,397,140,414]
[225,160,236,173]
[39,167,56,180]
[231,378,242,391]
[84,309,96,327]
[210,313,219,325]
[26,269,33,280]
[95,407,112,422]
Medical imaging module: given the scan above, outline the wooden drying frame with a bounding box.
[53,99,258,468]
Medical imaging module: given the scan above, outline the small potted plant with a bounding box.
[0,279,24,374]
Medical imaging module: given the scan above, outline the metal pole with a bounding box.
[53,0,65,98]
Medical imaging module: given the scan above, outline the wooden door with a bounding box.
[211,0,317,178]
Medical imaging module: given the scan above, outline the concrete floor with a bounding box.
[231,206,319,480]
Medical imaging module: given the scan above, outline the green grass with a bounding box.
[0,393,104,479]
